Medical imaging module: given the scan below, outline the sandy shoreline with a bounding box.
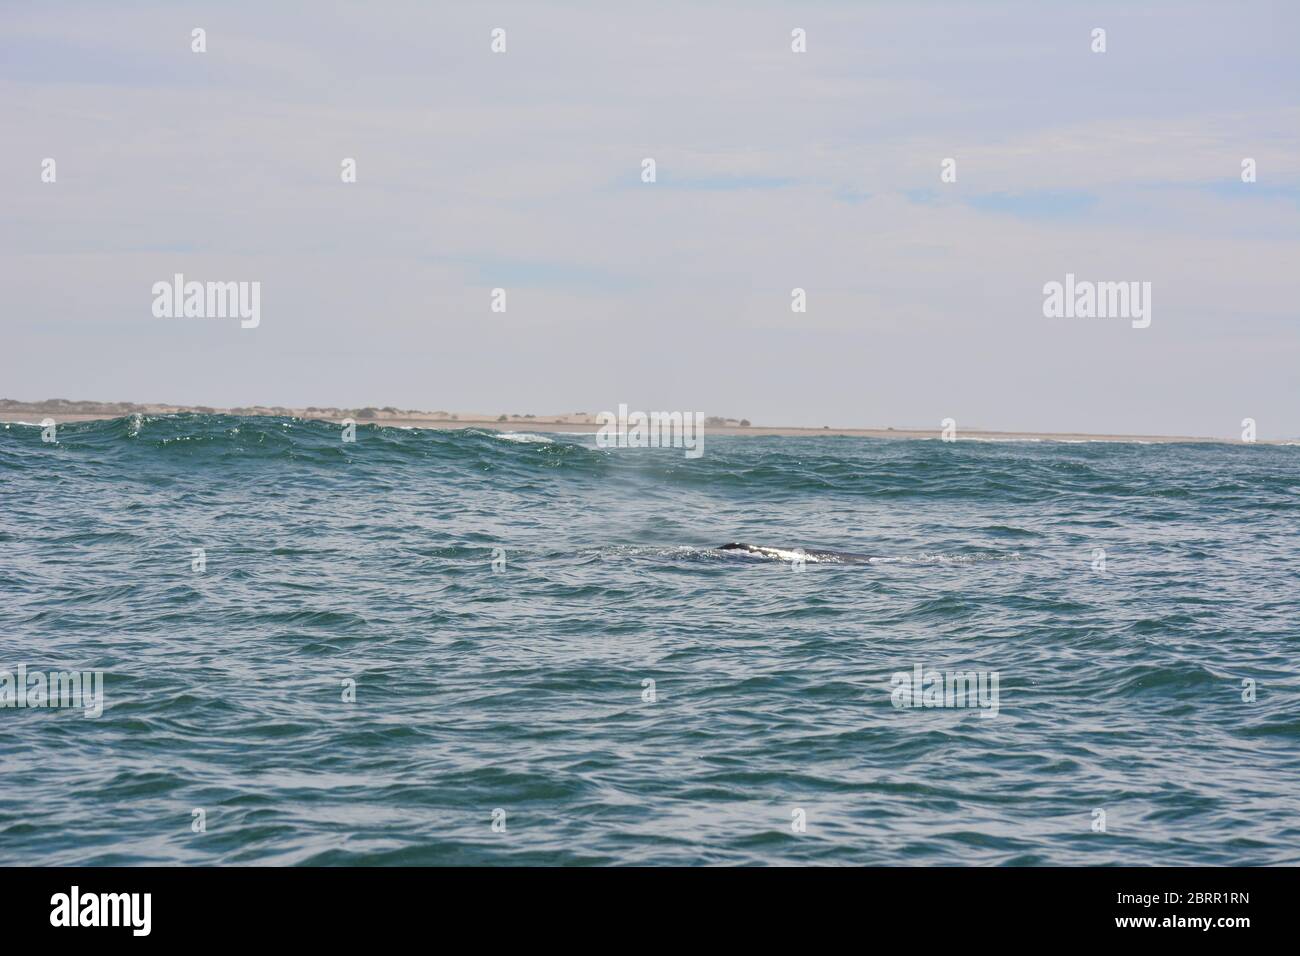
[2,401,1287,445]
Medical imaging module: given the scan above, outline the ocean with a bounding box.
[1,414,1296,865]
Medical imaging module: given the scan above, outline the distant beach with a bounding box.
[0,399,1282,445]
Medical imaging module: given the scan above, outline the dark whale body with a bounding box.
[718,542,873,563]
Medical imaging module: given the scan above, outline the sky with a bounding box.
[2,0,1298,437]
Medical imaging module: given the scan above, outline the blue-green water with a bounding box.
[1,414,1297,865]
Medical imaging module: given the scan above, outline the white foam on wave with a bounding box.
[716,545,842,563]
[494,432,554,444]
[600,544,1023,566]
